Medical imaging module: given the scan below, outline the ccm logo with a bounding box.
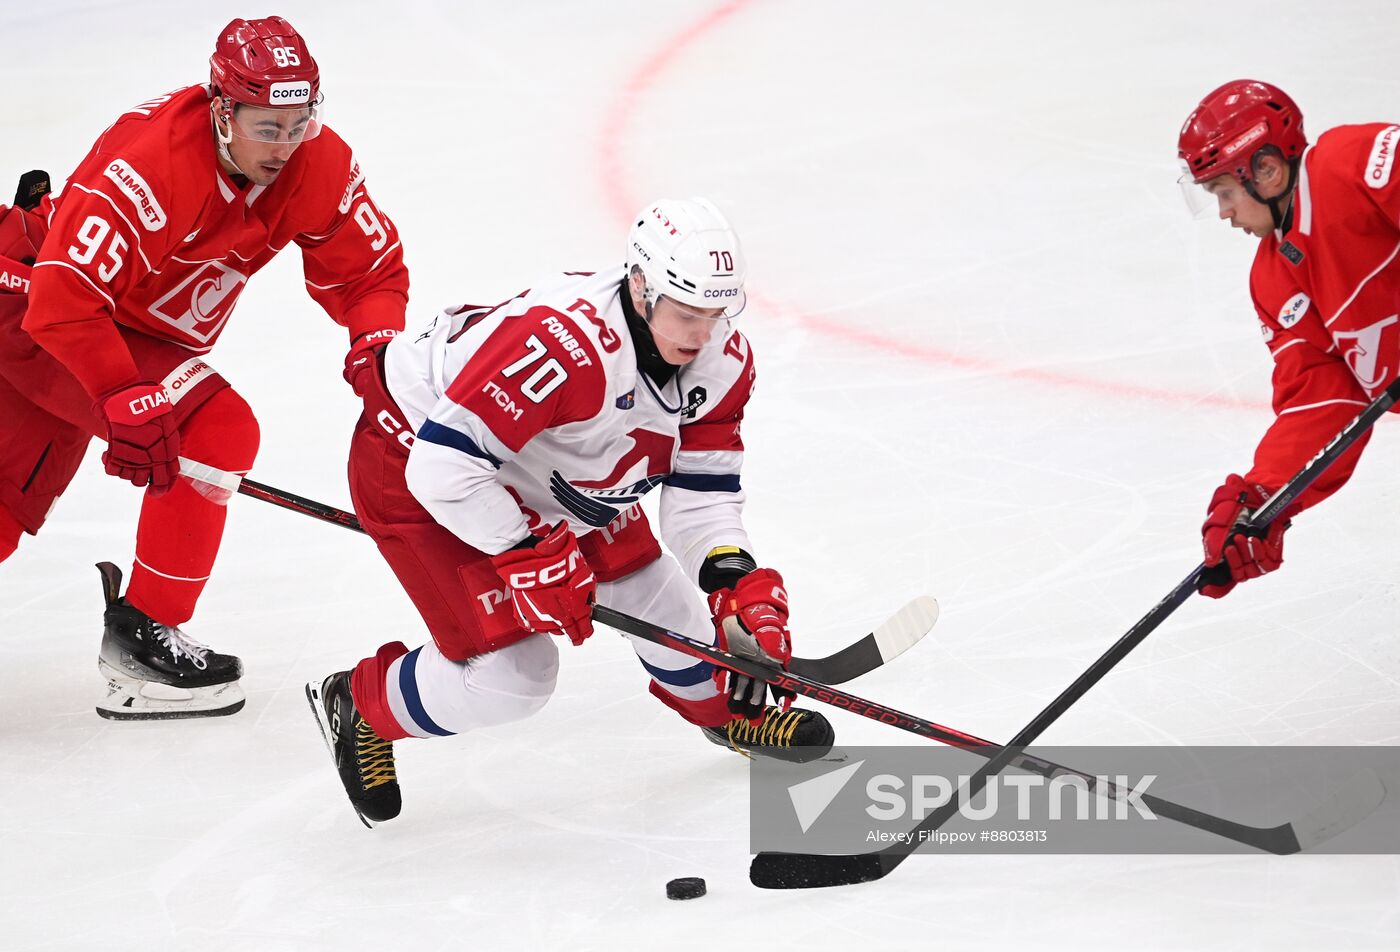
[507,548,585,587]
[127,390,170,416]
[704,287,740,299]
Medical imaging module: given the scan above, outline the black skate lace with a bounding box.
[155,625,211,670]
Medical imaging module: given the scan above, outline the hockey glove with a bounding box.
[490,523,596,645]
[343,328,398,398]
[96,382,180,495]
[1199,474,1290,598]
[708,568,794,723]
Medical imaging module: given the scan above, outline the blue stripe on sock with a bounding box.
[399,648,454,737]
[640,656,715,688]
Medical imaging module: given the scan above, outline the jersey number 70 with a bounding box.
[500,335,567,402]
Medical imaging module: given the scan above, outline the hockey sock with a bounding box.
[353,636,560,740]
[650,680,734,728]
[0,504,22,562]
[126,388,258,625]
[351,641,414,741]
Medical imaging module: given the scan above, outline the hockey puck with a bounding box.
[666,877,707,900]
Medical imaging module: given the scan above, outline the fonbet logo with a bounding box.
[103,158,166,231]
[1365,125,1399,190]
[268,81,312,105]
[1278,292,1311,328]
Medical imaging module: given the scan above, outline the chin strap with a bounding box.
[1244,156,1301,232]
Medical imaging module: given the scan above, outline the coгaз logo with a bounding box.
[268,81,312,105]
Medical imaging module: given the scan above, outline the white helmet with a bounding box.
[626,197,746,318]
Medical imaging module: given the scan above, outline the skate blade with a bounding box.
[97,669,246,721]
[304,680,375,830]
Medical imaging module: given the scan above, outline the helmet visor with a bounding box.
[228,95,324,144]
[647,295,736,353]
[1178,161,1222,219]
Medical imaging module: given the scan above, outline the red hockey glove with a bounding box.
[1199,474,1290,598]
[490,523,596,645]
[708,568,794,723]
[96,382,180,495]
[343,329,398,397]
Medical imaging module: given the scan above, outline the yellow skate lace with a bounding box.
[725,708,804,755]
[354,717,398,790]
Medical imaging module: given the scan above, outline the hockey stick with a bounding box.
[188,460,1389,862]
[752,377,1400,889]
[176,458,939,685]
[177,462,1382,858]
[590,608,1384,857]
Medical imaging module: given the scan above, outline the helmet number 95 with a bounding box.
[271,46,301,68]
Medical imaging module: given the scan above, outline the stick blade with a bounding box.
[790,597,940,684]
[1290,768,1387,852]
[872,596,939,663]
[749,851,888,889]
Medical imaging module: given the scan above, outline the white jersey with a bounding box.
[383,267,756,580]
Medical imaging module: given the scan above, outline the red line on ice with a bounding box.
[595,0,1267,413]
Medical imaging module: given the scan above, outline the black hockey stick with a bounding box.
[590,607,1383,858]
[752,377,1400,889]
[176,459,939,685]
[183,465,1384,856]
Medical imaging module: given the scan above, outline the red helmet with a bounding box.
[1178,80,1306,186]
[209,17,320,108]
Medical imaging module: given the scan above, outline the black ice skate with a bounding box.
[305,671,401,827]
[701,706,834,763]
[95,561,245,720]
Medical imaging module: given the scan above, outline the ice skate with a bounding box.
[701,706,834,763]
[95,562,245,720]
[306,671,401,827]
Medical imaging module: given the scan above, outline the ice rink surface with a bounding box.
[3,1,1399,949]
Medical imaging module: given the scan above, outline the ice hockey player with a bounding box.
[1177,80,1400,597]
[0,17,408,718]
[306,197,834,825]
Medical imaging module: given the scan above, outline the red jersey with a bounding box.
[1246,122,1400,510]
[23,84,408,398]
